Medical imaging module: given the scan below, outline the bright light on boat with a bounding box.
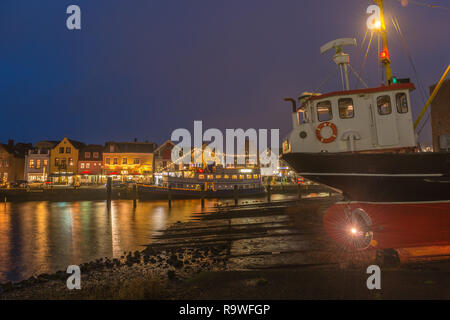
[351,228,357,235]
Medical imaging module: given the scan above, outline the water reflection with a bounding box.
[0,195,300,283]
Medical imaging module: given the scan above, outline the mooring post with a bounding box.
[201,184,205,208]
[133,183,137,208]
[298,182,302,199]
[106,176,112,203]
[168,184,172,208]
[267,177,272,202]
[234,185,238,206]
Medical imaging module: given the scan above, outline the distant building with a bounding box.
[103,140,157,182]
[24,140,58,182]
[78,144,104,184]
[153,140,176,172]
[49,138,86,184]
[430,79,450,151]
[0,140,33,184]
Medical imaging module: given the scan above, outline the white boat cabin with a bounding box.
[284,83,418,154]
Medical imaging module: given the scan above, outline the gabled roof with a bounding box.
[153,140,175,154]
[67,139,86,150]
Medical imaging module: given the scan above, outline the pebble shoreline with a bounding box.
[0,243,229,299]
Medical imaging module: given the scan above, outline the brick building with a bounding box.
[430,79,450,151]
[0,140,33,184]
[78,144,104,184]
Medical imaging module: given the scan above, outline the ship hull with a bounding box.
[282,152,450,202]
[323,201,450,250]
[283,152,450,249]
[138,184,266,200]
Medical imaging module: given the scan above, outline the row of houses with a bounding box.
[0,138,176,185]
[1,137,293,186]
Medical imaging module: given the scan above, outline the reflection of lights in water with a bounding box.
[152,206,167,232]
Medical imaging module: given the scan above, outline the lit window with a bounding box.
[69,158,73,166]
[93,152,99,159]
[338,98,354,119]
[253,174,258,179]
[317,101,332,122]
[113,158,118,165]
[106,158,110,165]
[207,175,213,180]
[224,175,229,179]
[232,175,237,180]
[239,175,244,179]
[36,159,41,169]
[123,158,128,165]
[81,163,85,169]
[85,152,90,158]
[66,147,71,154]
[216,175,222,179]
[199,175,205,179]
[86,163,90,169]
[247,175,252,179]
[43,159,48,167]
[396,93,408,113]
[377,95,392,115]
[29,159,34,168]
[134,158,140,164]
[55,158,60,166]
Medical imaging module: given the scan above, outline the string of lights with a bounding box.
[390,0,450,11]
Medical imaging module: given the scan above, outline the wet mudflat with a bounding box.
[1,195,449,299]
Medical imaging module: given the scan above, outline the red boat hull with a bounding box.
[324,201,450,250]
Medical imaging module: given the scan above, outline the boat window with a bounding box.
[232,175,237,180]
[396,93,408,113]
[377,95,392,115]
[207,175,213,180]
[316,101,332,122]
[253,174,258,179]
[199,175,205,179]
[239,175,244,179]
[246,175,252,179]
[224,175,229,179]
[216,175,222,179]
[338,98,354,119]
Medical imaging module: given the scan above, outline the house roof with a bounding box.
[79,144,104,160]
[104,141,158,153]
[67,139,86,150]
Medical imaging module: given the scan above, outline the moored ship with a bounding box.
[138,166,265,199]
[281,0,450,250]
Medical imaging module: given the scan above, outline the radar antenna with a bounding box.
[321,38,357,91]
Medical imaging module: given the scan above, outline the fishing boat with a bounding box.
[138,166,265,200]
[281,0,450,250]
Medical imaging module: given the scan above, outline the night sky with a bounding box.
[1,0,449,146]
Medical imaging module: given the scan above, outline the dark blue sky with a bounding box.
[1,0,449,146]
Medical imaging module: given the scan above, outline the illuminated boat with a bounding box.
[138,167,265,200]
[281,0,450,250]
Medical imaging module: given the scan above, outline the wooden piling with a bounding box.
[168,184,172,208]
[201,184,205,208]
[234,185,238,206]
[267,177,272,202]
[133,184,137,208]
[106,177,112,206]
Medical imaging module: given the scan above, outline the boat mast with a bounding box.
[374,0,393,85]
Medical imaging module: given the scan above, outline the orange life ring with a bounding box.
[316,122,338,143]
